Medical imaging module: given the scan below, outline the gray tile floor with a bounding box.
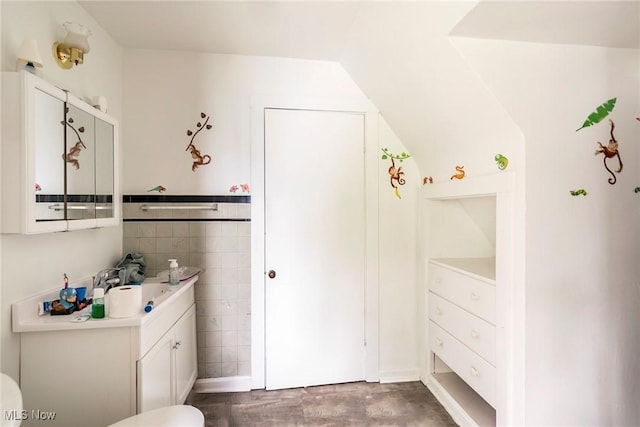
[186,381,457,426]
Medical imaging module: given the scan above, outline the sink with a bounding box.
[140,282,173,308]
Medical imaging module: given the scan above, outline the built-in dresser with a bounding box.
[421,173,516,426]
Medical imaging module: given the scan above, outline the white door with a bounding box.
[264,108,366,390]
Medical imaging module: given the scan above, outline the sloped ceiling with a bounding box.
[80,1,639,173]
[451,1,639,49]
[78,1,362,59]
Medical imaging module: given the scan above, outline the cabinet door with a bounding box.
[64,98,97,229]
[27,72,68,232]
[94,113,118,226]
[137,333,173,413]
[174,305,197,404]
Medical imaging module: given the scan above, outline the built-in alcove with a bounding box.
[421,174,514,426]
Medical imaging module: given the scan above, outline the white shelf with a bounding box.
[430,257,496,282]
[421,173,514,200]
[431,371,496,427]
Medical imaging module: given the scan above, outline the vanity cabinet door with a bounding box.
[138,304,197,413]
[174,305,197,405]
[138,333,173,412]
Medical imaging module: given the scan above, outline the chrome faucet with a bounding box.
[93,268,124,294]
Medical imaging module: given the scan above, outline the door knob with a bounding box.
[267,270,276,279]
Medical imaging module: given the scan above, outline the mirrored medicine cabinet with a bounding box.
[1,71,120,234]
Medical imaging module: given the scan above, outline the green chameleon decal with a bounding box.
[494,154,508,171]
[569,189,588,196]
[634,187,640,193]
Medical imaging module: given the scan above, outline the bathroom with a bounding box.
[2,1,640,426]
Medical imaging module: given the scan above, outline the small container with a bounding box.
[144,299,154,313]
[168,259,180,286]
[91,288,105,319]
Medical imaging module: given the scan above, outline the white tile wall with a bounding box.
[122,200,250,379]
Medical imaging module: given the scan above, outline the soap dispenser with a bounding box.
[168,259,180,286]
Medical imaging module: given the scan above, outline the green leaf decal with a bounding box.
[576,98,616,131]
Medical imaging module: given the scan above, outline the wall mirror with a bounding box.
[65,100,97,223]
[33,87,65,223]
[1,71,120,234]
[94,115,115,221]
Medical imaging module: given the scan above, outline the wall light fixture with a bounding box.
[17,39,43,75]
[53,22,92,69]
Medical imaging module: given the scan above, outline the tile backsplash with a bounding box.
[122,195,250,379]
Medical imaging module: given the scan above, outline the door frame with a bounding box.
[250,96,380,389]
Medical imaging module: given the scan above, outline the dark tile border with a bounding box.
[123,218,250,222]
[123,195,251,203]
[36,194,113,203]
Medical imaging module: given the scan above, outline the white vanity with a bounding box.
[12,277,198,427]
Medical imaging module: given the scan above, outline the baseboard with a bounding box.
[378,369,419,384]
[194,376,252,393]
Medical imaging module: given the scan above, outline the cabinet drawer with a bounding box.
[429,321,495,408]
[428,262,495,324]
[429,292,496,366]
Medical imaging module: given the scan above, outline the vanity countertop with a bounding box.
[12,276,198,333]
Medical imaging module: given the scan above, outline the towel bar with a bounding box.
[139,204,218,211]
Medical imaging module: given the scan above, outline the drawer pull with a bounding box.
[470,329,479,338]
[435,338,443,347]
[435,307,443,316]
[470,366,479,377]
[470,292,480,301]
[434,276,442,284]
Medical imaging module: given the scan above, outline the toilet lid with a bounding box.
[108,405,204,427]
[1,373,23,427]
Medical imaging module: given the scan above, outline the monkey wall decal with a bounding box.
[188,144,211,171]
[61,110,86,169]
[381,148,411,199]
[63,141,84,170]
[185,112,213,172]
[594,119,623,185]
[388,157,406,198]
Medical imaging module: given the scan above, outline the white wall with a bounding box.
[340,2,525,180]
[377,118,420,382]
[122,50,421,382]
[451,38,640,425]
[0,1,123,380]
[122,50,366,194]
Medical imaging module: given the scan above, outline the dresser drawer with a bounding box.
[429,292,496,366]
[429,321,495,408]
[428,262,495,324]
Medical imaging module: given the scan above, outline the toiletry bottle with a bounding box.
[168,259,180,286]
[91,288,105,319]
